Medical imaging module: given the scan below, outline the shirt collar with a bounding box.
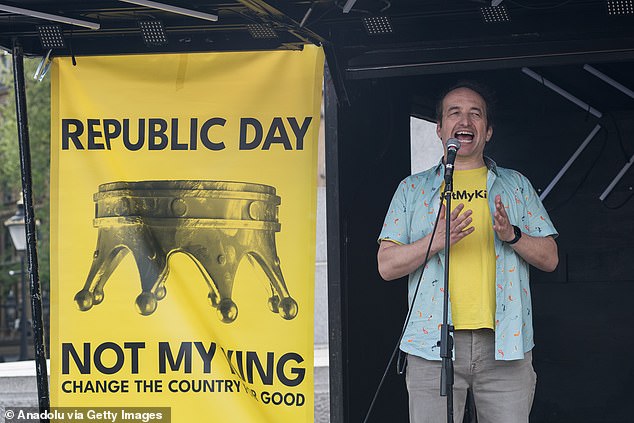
[433,155,499,176]
[430,155,499,192]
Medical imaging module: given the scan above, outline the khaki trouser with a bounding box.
[406,329,537,423]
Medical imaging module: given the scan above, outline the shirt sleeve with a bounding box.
[378,179,411,245]
[519,174,558,238]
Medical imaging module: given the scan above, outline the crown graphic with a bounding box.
[74,180,298,323]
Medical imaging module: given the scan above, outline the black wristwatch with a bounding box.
[506,225,522,245]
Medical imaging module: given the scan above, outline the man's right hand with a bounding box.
[431,202,474,254]
[377,202,473,281]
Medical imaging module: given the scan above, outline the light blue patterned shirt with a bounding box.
[378,158,557,361]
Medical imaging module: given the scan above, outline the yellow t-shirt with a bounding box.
[446,166,496,330]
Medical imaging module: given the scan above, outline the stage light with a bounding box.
[0,4,99,29]
[607,0,634,15]
[118,0,218,22]
[362,16,393,35]
[139,20,168,46]
[481,5,511,23]
[247,24,278,39]
[37,24,65,49]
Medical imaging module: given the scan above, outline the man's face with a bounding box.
[436,87,493,165]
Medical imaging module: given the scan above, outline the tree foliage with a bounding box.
[0,55,51,293]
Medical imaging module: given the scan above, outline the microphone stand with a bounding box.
[439,171,455,423]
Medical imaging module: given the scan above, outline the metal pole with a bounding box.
[583,64,634,99]
[12,41,50,420]
[440,190,454,423]
[539,124,602,201]
[19,254,28,360]
[599,153,634,201]
[521,67,603,118]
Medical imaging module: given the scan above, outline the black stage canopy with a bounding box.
[1,1,634,87]
[2,2,633,423]
[1,1,634,108]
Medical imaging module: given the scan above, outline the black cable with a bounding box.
[530,68,608,212]
[606,111,631,160]
[69,29,77,67]
[602,189,634,209]
[600,113,634,209]
[584,102,592,122]
[546,125,608,212]
[338,83,406,423]
[362,192,445,423]
[304,5,338,27]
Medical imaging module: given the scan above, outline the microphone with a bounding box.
[444,138,461,185]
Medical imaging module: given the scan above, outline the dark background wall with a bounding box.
[327,74,411,423]
[327,64,634,422]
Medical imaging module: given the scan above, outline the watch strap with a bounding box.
[506,225,522,245]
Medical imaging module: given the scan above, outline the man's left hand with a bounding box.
[493,194,515,242]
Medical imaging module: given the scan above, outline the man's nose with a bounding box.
[458,113,471,125]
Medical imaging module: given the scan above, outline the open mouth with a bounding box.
[454,130,474,143]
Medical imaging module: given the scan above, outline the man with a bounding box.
[377,81,558,423]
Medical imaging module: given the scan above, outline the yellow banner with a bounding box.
[50,47,324,422]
